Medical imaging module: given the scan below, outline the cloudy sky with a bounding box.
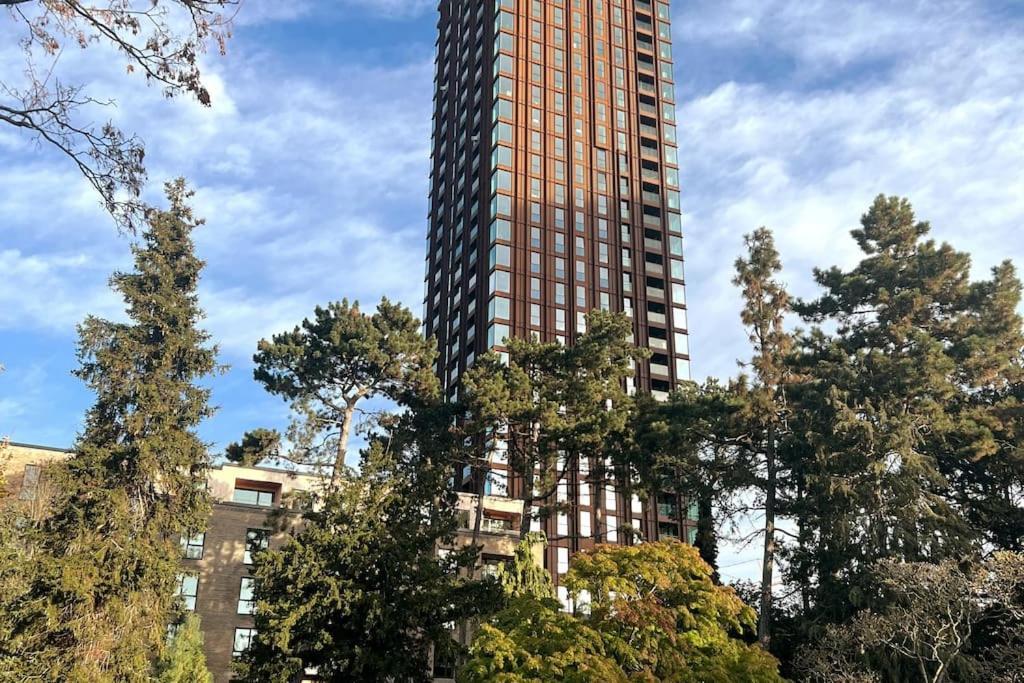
[2,1,1023,578]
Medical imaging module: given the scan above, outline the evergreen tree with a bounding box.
[245,298,437,489]
[154,614,213,683]
[236,372,499,682]
[460,311,645,546]
[630,229,795,644]
[789,195,1024,623]
[731,227,795,647]
[0,179,218,681]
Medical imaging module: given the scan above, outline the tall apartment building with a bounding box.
[423,0,697,599]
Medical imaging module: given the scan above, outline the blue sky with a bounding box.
[2,0,1024,578]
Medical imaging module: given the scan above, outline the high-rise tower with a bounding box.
[424,0,695,598]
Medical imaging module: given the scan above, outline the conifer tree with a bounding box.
[789,195,1024,623]
[732,227,794,647]
[0,179,218,681]
[237,354,499,682]
[460,311,645,546]
[246,298,437,489]
[154,614,214,683]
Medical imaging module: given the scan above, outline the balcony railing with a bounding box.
[650,362,670,377]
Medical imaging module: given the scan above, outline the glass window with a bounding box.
[671,259,684,280]
[175,572,199,611]
[493,121,513,145]
[557,547,570,573]
[488,323,511,348]
[237,577,257,615]
[674,332,689,355]
[673,306,688,330]
[233,488,274,507]
[490,270,511,294]
[490,218,512,242]
[671,283,686,305]
[492,169,512,193]
[489,296,511,321]
[18,464,41,501]
[485,470,509,496]
[180,531,205,560]
[244,528,270,565]
[489,244,511,269]
[233,628,257,658]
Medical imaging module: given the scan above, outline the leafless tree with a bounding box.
[798,554,1024,683]
[2,0,237,231]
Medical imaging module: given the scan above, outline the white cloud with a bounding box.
[679,3,1024,385]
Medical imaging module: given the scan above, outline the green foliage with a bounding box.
[0,179,218,681]
[154,614,213,683]
[460,310,647,542]
[250,297,438,486]
[460,598,630,683]
[225,427,282,466]
[788,195,1024,624]
[462,541,783,682]
[236,392,500,682]
[495,533,556,601]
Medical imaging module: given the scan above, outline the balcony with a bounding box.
[650,362,670,377]
[639,123,659,138]
[645,261,663,276]
[639,101,658,117]
[647,311,665,325]
[648,337,668,351]
[644,237,662,251]
[646,285,665,300]
[657,502,678,518]
[641,167,660,182]
[638,80,656,96]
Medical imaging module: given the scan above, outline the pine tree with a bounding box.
[732,227,794,647]
[460,310,645,546]
[154,614,213,683]
[0,179,218,681]
[247,298,437,489]
[237,356,499,682]
[789,195,1024,623]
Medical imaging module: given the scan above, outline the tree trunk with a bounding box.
[593,461,605,543]
[758,422,776,649]
[330,404,357,491]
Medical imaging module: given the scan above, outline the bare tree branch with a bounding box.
[3,0,237,232]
